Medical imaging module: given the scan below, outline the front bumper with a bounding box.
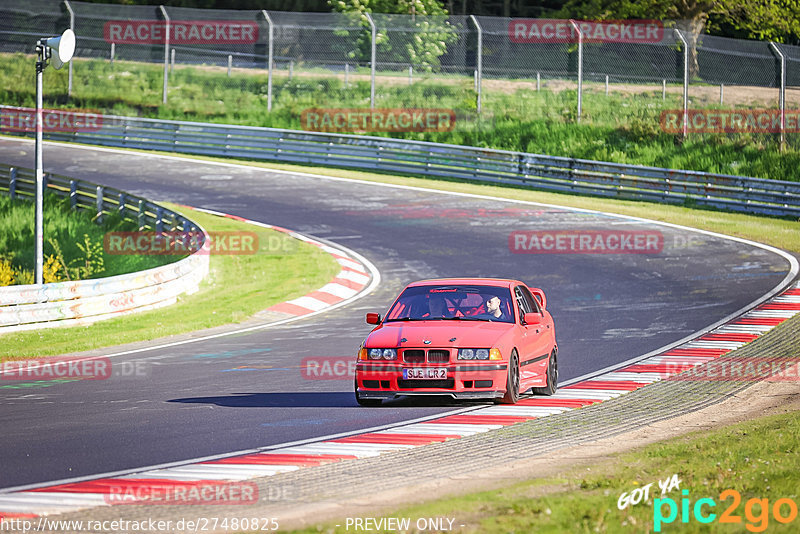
[355,362,508,401]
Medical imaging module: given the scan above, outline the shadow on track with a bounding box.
[168,392,495,408]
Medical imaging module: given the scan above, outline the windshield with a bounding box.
[384,285,515,323]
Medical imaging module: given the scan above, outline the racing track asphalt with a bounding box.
[0,138,794,490]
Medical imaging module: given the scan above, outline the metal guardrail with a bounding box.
[0,162,209,332]
[3,110,800,218]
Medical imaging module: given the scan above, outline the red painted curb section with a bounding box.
[0,279,797,517]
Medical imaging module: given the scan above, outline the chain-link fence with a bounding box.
[2,1,799,152]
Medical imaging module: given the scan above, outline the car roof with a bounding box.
[405,278,521,289]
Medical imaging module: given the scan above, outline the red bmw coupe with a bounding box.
[355,278,558,406]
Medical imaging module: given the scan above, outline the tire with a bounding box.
[532,349,558,396]
[354,379,382,407]
[500,350,520,404]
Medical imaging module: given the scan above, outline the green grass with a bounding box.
[0,203,341,358]
[0,192,173,281]
[287,407,800,534]
[2,52,798,181]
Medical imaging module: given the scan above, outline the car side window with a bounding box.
[519,286,542,314]
[514,287,531,323]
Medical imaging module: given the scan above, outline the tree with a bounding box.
[557,0,800,76]
[330,0,458,72]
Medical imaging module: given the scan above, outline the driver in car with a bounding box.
[484,295,509,321]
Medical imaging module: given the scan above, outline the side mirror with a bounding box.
[366,313,381,325]
[523,312,542,326]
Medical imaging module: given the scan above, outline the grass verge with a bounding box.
[2,52,798,181]
[288,407,800,533]
[0,192,174,282]
[0,203,341,359]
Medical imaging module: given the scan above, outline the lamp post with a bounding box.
[34,29,75,285]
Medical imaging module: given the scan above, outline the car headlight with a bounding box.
[368,348,397,360]
[458,348,501,360]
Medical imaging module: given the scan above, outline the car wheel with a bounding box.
[500,350,520,404]
[354,379,382,407]
[532,349,558,396]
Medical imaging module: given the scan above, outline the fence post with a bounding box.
[96,185,104,223]
[156,206,164,234]
[69,179,77,209]
[344,62,349,87]
[9,168,17,199]
[719,83,724,104]
[408,65,412,85]
[366,13,376,109]
[675,29,689,139]
[170,48,175,73]
[569,20,583,123]
[469,15,482,115]
[769,42,786,151]
[138,199,145,230]
[537,72,540,91]
[159,6,170,104]
[64,0,75,97]
[261,10,274,112]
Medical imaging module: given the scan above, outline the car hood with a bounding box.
[365,320,512,348]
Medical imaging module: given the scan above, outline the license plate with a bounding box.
[403,368,447,380]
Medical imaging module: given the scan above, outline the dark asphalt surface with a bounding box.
[0,138,793,490]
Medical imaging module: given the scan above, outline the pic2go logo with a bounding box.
[654,489,798,532]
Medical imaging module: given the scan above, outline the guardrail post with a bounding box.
[769,42,786,151]
[64,0,75,97]
[110,42,115,64]
[569,20,583,123]
[469,15,482,114]
[96,185,104,223]
[227,55,232,77]
[159,5,170,104]
[43,173,48,191]
[118,192,126,215]
[261,10,274,112]
[9,168,17,199]
[156,206,164,234]
[366,13,376,109]
[675,29,689,140]
[138,199,145,230]
[69,179,77,208]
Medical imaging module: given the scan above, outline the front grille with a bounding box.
[398,379,455,389]
[403,349,425,363]
[362,380,379,389]
[427,350,450,363]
